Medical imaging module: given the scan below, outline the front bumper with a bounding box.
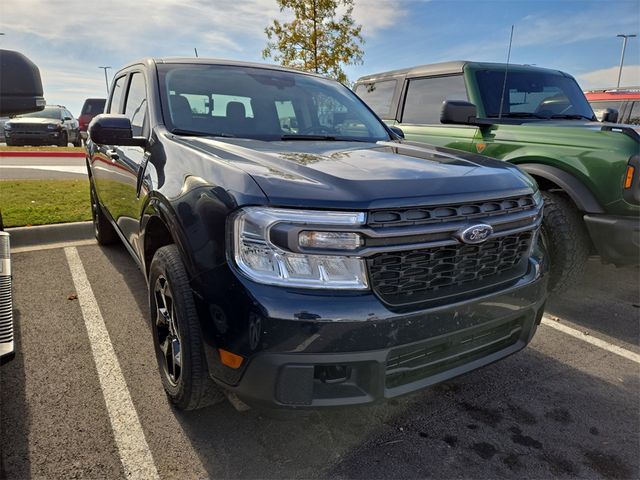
[584,214,640,266]
[203,257,547,408]
[5,131,61,144]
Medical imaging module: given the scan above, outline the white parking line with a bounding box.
[541,315,640,364]
[64,247,160,480]
[12,239,96,254]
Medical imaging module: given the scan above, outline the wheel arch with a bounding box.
[515,162,604,214]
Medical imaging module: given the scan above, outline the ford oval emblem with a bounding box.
[459,224,493,244]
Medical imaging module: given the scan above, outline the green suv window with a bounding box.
[402,75,467,124]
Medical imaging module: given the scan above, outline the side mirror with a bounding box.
[441,100,484,126]
[64,116,72,121]
[88,114,147,147]
[0,49,46,116]
[601,108,619,123]
[389,126,405,139]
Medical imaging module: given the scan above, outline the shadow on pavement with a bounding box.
[325,346,639,480]
[546,259,639,350]
[0,310,30,480]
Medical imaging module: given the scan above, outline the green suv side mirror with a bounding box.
[441,100,488,126]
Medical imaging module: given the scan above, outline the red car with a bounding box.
[78,98,106,140]
[584,88,640,124]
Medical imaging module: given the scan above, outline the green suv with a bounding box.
[355,61,640,291]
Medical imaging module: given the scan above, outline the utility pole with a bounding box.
[616,34,637,88]
[98,66,112,95]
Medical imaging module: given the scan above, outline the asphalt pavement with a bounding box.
[1,240,638,479]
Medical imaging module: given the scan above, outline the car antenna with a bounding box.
[194,47,199,58]
[498,25,515,121]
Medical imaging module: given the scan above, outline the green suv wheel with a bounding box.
[541,191,591,293]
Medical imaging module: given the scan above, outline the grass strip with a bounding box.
[0,179,91,227]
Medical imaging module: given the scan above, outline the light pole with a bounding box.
[616,34,637,88]
[98,66,112,95]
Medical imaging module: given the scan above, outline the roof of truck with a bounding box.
[355,61,569,82]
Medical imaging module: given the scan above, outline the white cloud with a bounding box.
[576,64,640,90]
[0,0,407,114]
[351,0,409,36]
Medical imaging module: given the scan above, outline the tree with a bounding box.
[262,0,364,85]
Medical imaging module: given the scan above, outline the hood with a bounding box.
[8,117,60,125]
[175,137,535,210]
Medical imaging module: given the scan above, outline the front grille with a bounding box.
[10,123,50,133]
[368,195,536,228]
[385,316,524,388]
[368,231,533,307]
[0,276,13,344]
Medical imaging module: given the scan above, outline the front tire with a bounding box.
[58,131,68,147]
[72,131,82,147]
[149,245,224,410]
[541,191,590,293]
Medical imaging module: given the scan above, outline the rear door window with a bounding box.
[354,79,397,119]
[401,75,468,124]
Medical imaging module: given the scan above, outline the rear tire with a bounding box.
[90,180,118,245]
[541,191,590,293]
[149,245,225,410]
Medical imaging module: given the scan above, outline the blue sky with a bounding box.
[1,0,639,116]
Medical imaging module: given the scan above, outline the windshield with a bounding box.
[158,64,390,142]
[15,107,62,120]
[475,69,595,120]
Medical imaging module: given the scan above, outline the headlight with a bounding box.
[532,189,543,207]
[47,123,59,130]
[231,207,368,289]
[3,123,11,130]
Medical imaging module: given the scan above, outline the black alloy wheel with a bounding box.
[149,245,224,410]
[154,275,182,386]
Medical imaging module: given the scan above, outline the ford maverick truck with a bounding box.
[86,58,547,410]
[355,62,640,292]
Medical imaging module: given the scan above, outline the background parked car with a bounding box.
[355,62,640,293]
[4,104,81,147]
[78,98,106,140]
[0,116,9,142]
[584,88,640,124]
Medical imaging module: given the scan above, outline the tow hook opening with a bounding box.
[314,365,352,384]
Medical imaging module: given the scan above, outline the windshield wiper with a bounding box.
[170,128,235,138]
[549,114,595,120]
[281,134,337,141]
[487,112,548,119]
[280,134,377,142]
